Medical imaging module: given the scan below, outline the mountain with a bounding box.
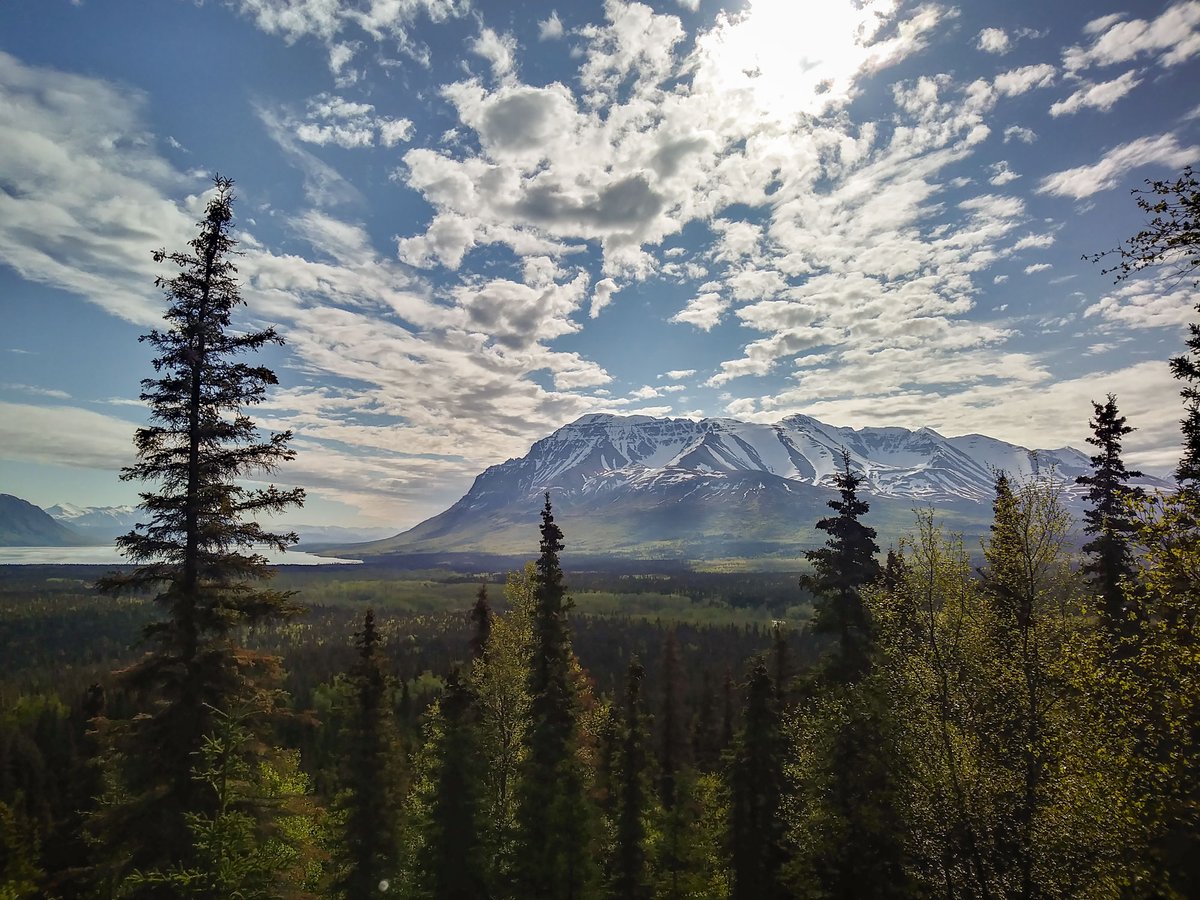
[47,503,139,543]
[350,413,1162,560]
[44,504,393,547]
[0,495,88,546]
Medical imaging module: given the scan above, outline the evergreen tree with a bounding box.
[514,494,596,898]
[1076,395,1145,638]
[1091,167,1200,489]
[608,661,651,900]
[332,610,403,898]
[417,669,489,900]
[802,450,882,680]
[727,662,788,900]
[94,176,304,878]
[470,582,493,661]
[658,630,685,809]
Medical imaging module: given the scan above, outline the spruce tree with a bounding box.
[95,176,304,876]
[609,660,651,900]
[333,609,404,898]
[514,493,596,897]
[1076,395,1145,637]
[470,582,492,661]
[802,450,882,680]
[658,630,685,809]
[418,669,489,900]
[727,662,787,900]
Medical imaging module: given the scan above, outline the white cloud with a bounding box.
[977,27,1011,54]
[1049,70,1142,116]
[1013,232,1055,251]
[285,93,414,149]
[988,161,1020,185]
[1065,1,1200,73]
[1038,133,1200,199]
[471,27,517,79]
[675,0,700,10]
[1085,278,1197,330]
[1003,124,1037,143]
[993,63,1056,97]
[538,10,564,40]
[629,385,660,400]
[590,277,619,318]
[1024,262,1051,274]
[671,292,728,331]
[0,401,137,470]
[662,368,696,380]
[232,0,471,70]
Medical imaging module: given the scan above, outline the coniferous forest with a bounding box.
[1,169,1199,898]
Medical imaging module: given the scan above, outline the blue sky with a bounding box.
[1,0,1199,528]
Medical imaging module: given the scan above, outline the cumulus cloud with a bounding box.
[471,26,517,79]
[538,10,564,40]
[977,27,1011,54]
[590,277,619,318]
[1038,133,1200,198]
[671,292,728,331]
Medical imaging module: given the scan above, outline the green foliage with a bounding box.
[119,706,327,898]
[0,799,43,899]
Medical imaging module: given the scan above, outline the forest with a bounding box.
[1,169,1199,899]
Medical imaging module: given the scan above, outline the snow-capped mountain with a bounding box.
[46,503,139,543]
[353,413,1152,560]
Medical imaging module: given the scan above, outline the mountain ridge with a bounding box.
[348,412,1146,560]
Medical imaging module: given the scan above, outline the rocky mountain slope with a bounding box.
[350,413,1149,560]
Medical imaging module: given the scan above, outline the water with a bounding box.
[0,546,362,566]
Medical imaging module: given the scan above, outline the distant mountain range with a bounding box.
[345,413,1172,560]
[0,500,393,548]
[0,495,87,546]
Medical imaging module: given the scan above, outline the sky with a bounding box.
[1,0,1199,530]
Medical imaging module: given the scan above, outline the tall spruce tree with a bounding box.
[802,450,882,680]
[470,582,493,661]
[609,660,651,900]
[727,662,788,900]
[95,176,304,876]
[1076,395,1145,637]
[417,669,489,900]
[332,609,404,898]
[514,493,596,898]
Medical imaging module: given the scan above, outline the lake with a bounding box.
[0,546,362,566]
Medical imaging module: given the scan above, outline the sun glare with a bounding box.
[698,0,901,120]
